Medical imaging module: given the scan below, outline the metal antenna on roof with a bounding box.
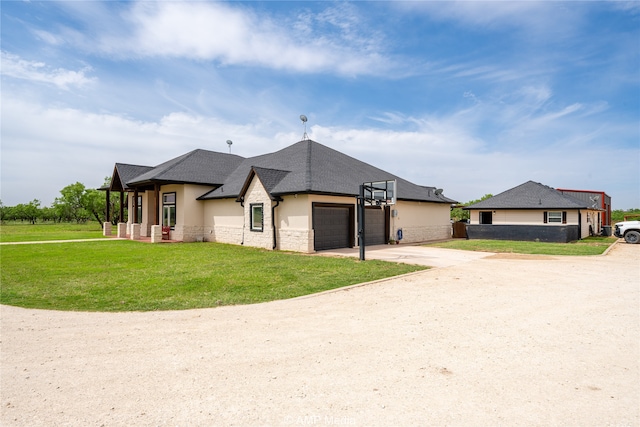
[226,140,233,153]
[300,115,309,141]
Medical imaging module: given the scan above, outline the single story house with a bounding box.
[464,180,604,242]
[104,139,456,252]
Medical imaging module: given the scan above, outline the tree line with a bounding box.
[0,179,126,227]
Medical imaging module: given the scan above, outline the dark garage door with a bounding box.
[365,207,386,246]
[313,205,352,251]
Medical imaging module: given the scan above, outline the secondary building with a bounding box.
[464,180,605,243]
[104,139,456,252]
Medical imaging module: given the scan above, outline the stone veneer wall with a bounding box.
[277,229,314,253]
[204,225,243,245]
[171,225,205,242]
[241,179,274,250]
[398,224,451,243]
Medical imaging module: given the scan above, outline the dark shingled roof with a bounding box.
[128,149,244,186]
[236,167,291,201]
[104,163,154,191]
[464,181,590,210]
[199,140,456,204]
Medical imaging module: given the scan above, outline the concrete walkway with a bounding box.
[318,243,494,268]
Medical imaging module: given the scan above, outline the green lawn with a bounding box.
[424,236,617,256]
[0,240,425,312]
[0,221,110,242]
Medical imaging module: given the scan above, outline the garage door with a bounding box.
[313,205,352,251]
[365,207,386,246]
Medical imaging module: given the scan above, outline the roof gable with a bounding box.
[236,166,290,201]
[465,181,589,210]
[107,163,154,191]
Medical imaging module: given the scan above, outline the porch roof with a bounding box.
[127,149,245,187]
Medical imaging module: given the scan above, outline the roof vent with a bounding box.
[300,115,309,141]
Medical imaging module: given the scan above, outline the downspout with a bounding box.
[239,197,245,245]
[272,199,281,250]
[578,209,582,240]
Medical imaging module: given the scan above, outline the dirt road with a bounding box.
[2,243,638,426]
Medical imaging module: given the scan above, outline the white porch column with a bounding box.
[130,223,141,240]
[103,222,112,237]
[117,223,127,238]
[150,225,163,243]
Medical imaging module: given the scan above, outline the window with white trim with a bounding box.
[547,211,562,223]
[544,211,567,224]
[251,203,263,232]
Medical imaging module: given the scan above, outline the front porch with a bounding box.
[103,222,181,244]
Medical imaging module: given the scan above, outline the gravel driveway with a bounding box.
[1,243,638,426]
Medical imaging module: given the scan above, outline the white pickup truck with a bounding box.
[614,220,640,244]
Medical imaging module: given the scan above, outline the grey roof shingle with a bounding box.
[128,149,244,186]
[250,167,291,196]
[103,163,154,191]
[199,140,456,204]
[464,181,590,210]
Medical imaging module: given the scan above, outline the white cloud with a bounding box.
[86,2,389,76]
[0,51,96,89]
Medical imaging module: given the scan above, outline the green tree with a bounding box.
[83,188,108,225]
[40,206,57,222]
[11,204,26,222]
[23,199,41,224]
[612,208,640,223]
[54,182,90,223]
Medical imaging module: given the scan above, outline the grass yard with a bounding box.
[424,236,617,256]
[0,221,109,242]
[0,240,426,312]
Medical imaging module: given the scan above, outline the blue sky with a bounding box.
[1,1,639,209]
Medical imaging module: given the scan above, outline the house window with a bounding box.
[479,211,493,225]
[136,195,143,224]
[548,211,562,223]
[544,211,567,224]
[250,203,263,232]
[163,192,176,229]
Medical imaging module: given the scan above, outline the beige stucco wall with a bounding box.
[130,184,212,242]
[203,198,244,244]
[390,201,452,243]
[275,194,314,253]
[201,189,453,252]
[179,184,214,242]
